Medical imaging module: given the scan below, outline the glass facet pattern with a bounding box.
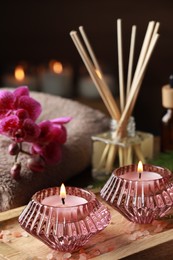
[19,187,110,252]
[100,164,173,224]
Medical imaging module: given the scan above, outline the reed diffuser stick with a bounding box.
[116,32,159,138]
[70,31,121,120]
[117,19,125,112]
[97,143,110,170]
[126,25,137,100]
[79,26,101,72]
[79,26,121,120]
[129,21,155,89]
[105,145,117,173]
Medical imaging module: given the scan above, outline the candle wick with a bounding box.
[139,172,141,179]
[61,198,65,205]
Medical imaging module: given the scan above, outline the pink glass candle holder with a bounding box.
[19,186,110,252]
[100,164,173,224]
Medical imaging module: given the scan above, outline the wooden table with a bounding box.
[0,195,173,260]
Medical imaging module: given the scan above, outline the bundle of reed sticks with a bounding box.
[70,20,159,171]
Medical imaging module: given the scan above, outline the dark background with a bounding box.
[0,0,173,135]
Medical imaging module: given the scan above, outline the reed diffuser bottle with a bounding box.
[70,21,159,180]
[91,119,154,181]
[161,75,173,152]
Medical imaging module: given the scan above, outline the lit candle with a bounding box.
[101,163,173,224]
[19,185,111,252]
[3,65,38,90]
[41,183,87,207]
[119,161,163,194]
[120,161,162,181]
[40,60,73,97]
[15,66,25,81]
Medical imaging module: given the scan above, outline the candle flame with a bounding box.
[14,66,25,81]
[137,161,143,173]
[95,69,102,79]
[60,183,66,199]
[49,60,63,74]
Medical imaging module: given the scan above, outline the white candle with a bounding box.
[3,65,38,91]
[40,60,73,97]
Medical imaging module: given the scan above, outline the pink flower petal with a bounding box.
[13,86,29,99]
[16,109,29,121]
[50,117,72,124]
[23,119,41,142]
[0,115,19,133]
[18,96,42,121]
[52,125,67,143]
[38,121,67,144]
[0,90,14,109]
[31,143,43,154]
[41,142,62,164]
[38,120,54,142]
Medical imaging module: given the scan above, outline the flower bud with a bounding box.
[27,156,46,172]
[8,143,20,155]
[10,163,21,180]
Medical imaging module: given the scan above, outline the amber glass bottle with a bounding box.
[161,75,173,152]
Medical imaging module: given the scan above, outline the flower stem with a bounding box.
[20,149,32,156]
[19,143,32,156]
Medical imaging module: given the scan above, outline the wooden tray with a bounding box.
[0,196,173,260]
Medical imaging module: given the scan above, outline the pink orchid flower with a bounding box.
[0,86,42,142]
[0,86,71,176]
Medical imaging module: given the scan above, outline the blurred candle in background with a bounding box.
[39,60,73,97]
[77,65,117,99]
[2,65,38,91]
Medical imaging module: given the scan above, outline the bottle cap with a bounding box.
[162,84,173,108]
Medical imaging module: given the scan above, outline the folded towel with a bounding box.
[0,91,109,211]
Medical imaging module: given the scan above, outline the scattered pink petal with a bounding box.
[12,231,22,238]
[79,253,88,260]
[136,231,144,238]
[125,222,139,233]
[62,252,72,259]
[89,249,101,257]
[142,230,150,236]
[46,253,54,260]
[2,230,11,235]
[129,232,138,241]
[21,231,29,237]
